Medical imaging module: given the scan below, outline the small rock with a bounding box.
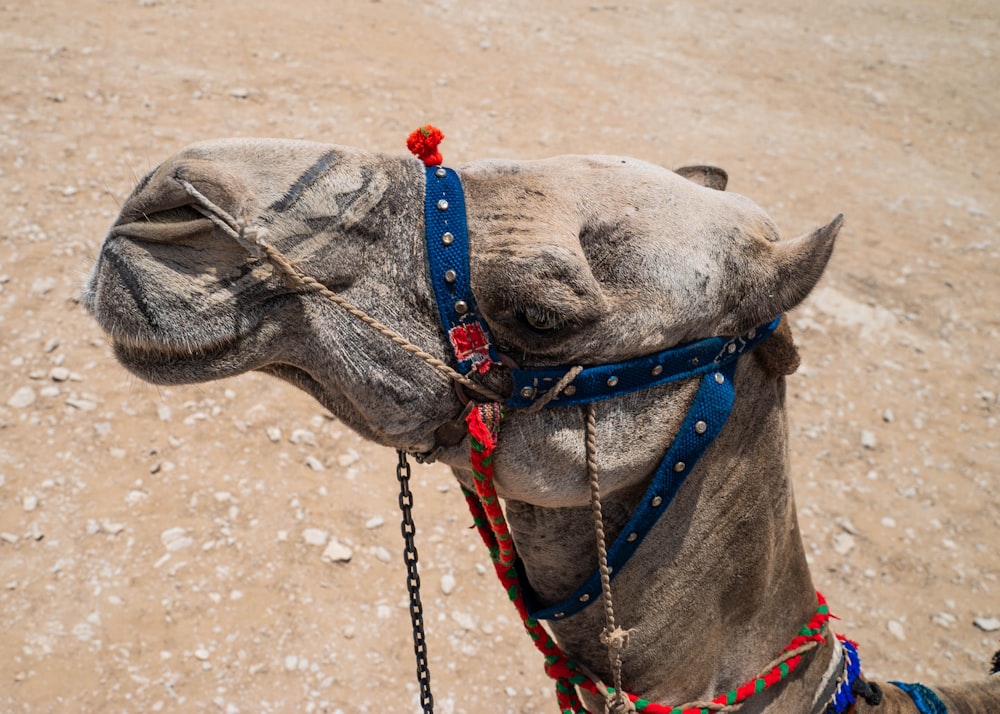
[22,494,38,512]
[321,538,353,563]
[1,532,19,544]
[302,528,328,546]
[450,610,476,631]
[882,408,894,423]
[887,619,906,640]
[364,516,384,530]
[50,367,70,382]
[860,430,877,449]
[31,277,56,295]
[374,546,392,563]
[881,516,896,528]
[932,612,957,629]
[832,533,855,555]
[101,519,124,535]
[7,386,36,409]
[440,573,456,595]
[337,449,360,467]
[194,647,210,661]
[157,405,172,421]
[304,456,324,472]
[161,527,193,552]
[283,654,298,671]
[265,426,281,443]
[289,429,315,446]
[973,617,1000,632]
[229,88,250,99]
[65,397,97,411]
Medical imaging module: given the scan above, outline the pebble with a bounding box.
[303,528,328,546]
[161,527,193,552]
[364,516,384,530]
[284,654,298,671]
[229,88,251,99]
[50,366,70,382]
[832,533,855,555]
[290,429,315,446]
[973,617,1000,632]
[374,546,392,563]
[321,538,352,563]
[881,516,896,528]
[887,620,906,640]
[304,456,324,472]
[7,386,36,409]
[337,449,360,467]
[440,573,456,595]
[194,647,210,661]
[860,430,877,449]
[66,397,97,411]
[22,494,38,512]
[450,610,476,631]
[266,426,281,443]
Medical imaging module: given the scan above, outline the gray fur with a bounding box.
[83,139,999,712]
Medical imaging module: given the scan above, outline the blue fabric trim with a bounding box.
[827,639,862,713]
[506,318,780,409]
[888,681,949,714]
[423,165,498,374]
[529,360,739,621]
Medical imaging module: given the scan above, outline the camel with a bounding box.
[82,137,1000,713]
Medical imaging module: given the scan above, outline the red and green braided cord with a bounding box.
[463,404,832,714]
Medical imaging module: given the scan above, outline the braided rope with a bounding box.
[178,179,505,404]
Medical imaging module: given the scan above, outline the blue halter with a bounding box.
[421,164,780,621]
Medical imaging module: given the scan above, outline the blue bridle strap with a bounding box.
[419,163,781,621]
[423,165,499,374]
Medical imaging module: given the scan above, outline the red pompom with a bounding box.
[406,124,445,166]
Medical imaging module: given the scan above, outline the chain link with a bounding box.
[396,450,434,713]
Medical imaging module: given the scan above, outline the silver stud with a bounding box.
[651,496,663,507]
[674,461,686,472]
[444,269,457,283]
[727,343,737,354]
[651,365,663,376]
[626,532,637,542]
[563,385,577,396]
[520,386,536,399]
[714,372,724,384]
[437,199,449,211]
[579,594,590,603]
[554,612,565,619]
[454,300,468,315]
[691,357,699,366]
[606,376,619,387]
[435,167,447,178]
[695,420,708,434]
[747,329,756,339]
[442,232,454,245]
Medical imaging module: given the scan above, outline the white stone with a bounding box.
[887,619,906,640]
[265,426,281,443]
[66,397,97,411]
[100,519,124,535]
[289,429,315,445]
[450,610,476,631]
[161,527,193,551]
[7,386,36,409]
[321,538,353,563]
[364,516,384,530]
[22,494,38,512]
[973,617,1000,632]
[304,456,324,472]
[881,516,896,528]
[283,654,298,671]
[337,449,360,467]
[832,533,855,555]
[374,546,392,563]
[860,430,877,449]
[440,573,456,595]
[50,367,70,382]
[194,647,210,661]
[302,528,328,546]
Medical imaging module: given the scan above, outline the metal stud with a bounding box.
[579,594,590,603]
[727,343,737,354]
[563,385,577,396]
[437,199,449,211]
[651,496,663,507]
[694,420,708,435]
[444,269,457,283]
[651,365,663,376]
[674,461,686,472]
[442,232,454,245]
[520,386,536,400]
[714,372,725,384]
[435,167,447,178]
[454,300,468,315]
[747,328,756,339]
[691,357,699,366]
[554,612,565,619]
[606,376,619,387]
[626,532,637,542]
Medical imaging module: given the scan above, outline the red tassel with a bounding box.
[406,124,445,166]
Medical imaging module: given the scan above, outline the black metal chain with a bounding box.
[396,450,434,713]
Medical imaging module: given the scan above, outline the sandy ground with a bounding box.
[1,1,998,712]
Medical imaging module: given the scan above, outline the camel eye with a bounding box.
[519,306,566,336]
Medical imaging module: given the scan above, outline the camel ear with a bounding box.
[675,165,728,191]
[720,214,842,333]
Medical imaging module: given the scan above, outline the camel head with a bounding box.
[84,138,840,499]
